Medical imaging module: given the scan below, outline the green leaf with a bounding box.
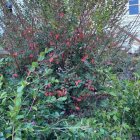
[14,137,22,140]
[0,75,3,81]
[2,98,6,104]
[16,115,24,120]
[0,75,3,89]
[17,86,24,93]
[38,56,44,61]
[45,48,54,54]
[15,97,21,107]
[46,96,56,103]
[116,137,121,140]
[54,79,59,83]
[32,106,37,111]
[32,62,38,68]
[99,128,105,135]
[38,52,45,61]
[113,115,117,121]
[57,96,67,102]
[45,68,53,76]
[0,92,7,99]
[108,92,117,97]
[45,80,49,85]
[21,80,28,87]
[0,83,3,89]
[50,77,55,83]
[0,132,5,140]
[8,105,14,111]
[124,107,130,112]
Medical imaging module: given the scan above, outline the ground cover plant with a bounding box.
[0,0,140,139]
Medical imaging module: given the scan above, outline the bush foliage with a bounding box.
[0,0,140,139]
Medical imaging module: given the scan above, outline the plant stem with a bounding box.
[12,125,15,140]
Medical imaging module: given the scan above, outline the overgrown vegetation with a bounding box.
[0,0,140,139]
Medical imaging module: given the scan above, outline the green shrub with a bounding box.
[1,0,139,139]
[1,55,140,139]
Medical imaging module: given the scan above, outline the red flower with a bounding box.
[49,31,53,36]
[45,84,51,89]
[62,53,65,59]
[85,80,92,88]
[80,94,91,100]
[29,43,37,50]
[50,41,55,46]
[45,92,54,96]
[81,55,88,62]
[22,27,34,40]
[20,50,25,54]
[59,12,64,18]
[29,54,34,59]
[75,80,82,86]
[87,80,92,84]
[27,70,31,76]
[66,41,70,47]
[78,32,84,39]
[106,61,113,65]
[57,88,67,97]
[22,27,32,36]
[72,96,82,102]
[89,86,95,92]
[49,52,54,57]
[75,106,80,111]
[55,34,59,40]
[76,98,82,102]
[49,57,54,63]
[12,52,18,57]
[12,73,18,78]
[91,59,94,64]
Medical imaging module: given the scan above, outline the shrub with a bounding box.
[1,60,140,139]
[0,0,130,74]
[1,0,139,139]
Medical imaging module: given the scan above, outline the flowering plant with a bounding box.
[1,0,138,139]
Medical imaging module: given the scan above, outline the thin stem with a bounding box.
[12,125,15,140]
[25,98,36,117]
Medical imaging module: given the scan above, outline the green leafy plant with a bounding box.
[1,0,140,139]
